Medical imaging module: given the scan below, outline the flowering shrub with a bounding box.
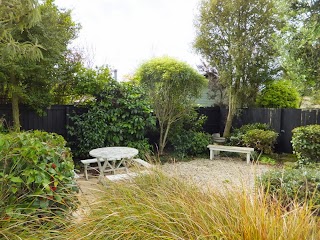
[0,131,78,219]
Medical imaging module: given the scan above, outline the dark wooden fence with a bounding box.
[0,105,76,139]
[230,108,320,153]
[1,105,320,153]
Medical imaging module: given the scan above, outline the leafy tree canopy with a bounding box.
[0,0,79,130]
[52,64,113,105]
[280,0,320,95]
[134,56,206,154]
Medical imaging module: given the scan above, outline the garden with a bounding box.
[1,0,320,239]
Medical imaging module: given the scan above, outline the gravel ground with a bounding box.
[76,157,274,203]
[161,157,273,191]
[74,157,274,220]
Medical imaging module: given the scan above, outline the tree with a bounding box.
[193,0,285,137]
[0,0,79,130]
[134,56,206,155]
[51,62,112,104]
[280,0,320,95]
[0,0,43,130]
[256,80,301,108]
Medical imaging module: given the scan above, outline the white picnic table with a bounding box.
[88,147,139,182]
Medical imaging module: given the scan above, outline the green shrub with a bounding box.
[229,123,277,154]
[170,130,212,158]
[259,155,277,165]
[0,131,78,219]
[169,111,211,158]
[292,125,320,164]
[243,129,278,154]
[259,167,320,209]
[229,123,270,146]
[256,80,300,108]
[68,80,155,158]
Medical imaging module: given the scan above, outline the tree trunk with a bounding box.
[159,121,172,155]
[223,91,237,137]
[10,73,21,131]
[223,105,235,137]
[159,122,165,155]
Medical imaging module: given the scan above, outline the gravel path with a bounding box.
[76,157,274,204]
[74,157,274,220]
[161,157,273,190]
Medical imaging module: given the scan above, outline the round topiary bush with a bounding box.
[292,124,320,163]
[0,131,78,219]
[243,129,278,154]
[256,80,300,108]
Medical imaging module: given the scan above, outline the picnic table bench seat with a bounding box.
[80,157,151,180]
[207,144,255,164]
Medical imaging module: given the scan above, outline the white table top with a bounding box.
[89,147,139,160]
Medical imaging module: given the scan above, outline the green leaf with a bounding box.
[40,199,49,209]
[11,187,18,194]
[10,176,24,183]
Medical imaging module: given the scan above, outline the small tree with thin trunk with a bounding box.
[194,0,285,137]
[134,57,206,155]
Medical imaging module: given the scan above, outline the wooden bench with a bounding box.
[207,145,255,164]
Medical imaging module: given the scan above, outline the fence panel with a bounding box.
[0,105,72,139]
[198,107,221,134]
[278,109,301,153]
[233,108,281,132]
[1,105,320,154]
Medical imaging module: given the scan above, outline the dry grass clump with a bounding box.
[64,170,320,240]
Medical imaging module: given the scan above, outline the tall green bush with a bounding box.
[0,131,78,219]
[68,80,155,158]
[292,124,320,163]
[256,80,300,108]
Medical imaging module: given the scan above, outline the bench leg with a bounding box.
[246,153,251,164]
[210,150,214,160]
[84,164,89,180]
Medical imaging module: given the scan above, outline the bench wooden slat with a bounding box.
[207,145,254,164]
[80,158,104,164]
[207,145,254,152]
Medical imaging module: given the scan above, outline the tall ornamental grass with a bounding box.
[0,211,70,240]
[65,170,320,240]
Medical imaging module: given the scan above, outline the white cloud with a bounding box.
[55,0,201,80]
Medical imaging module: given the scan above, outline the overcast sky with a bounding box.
[55,0,201,80]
